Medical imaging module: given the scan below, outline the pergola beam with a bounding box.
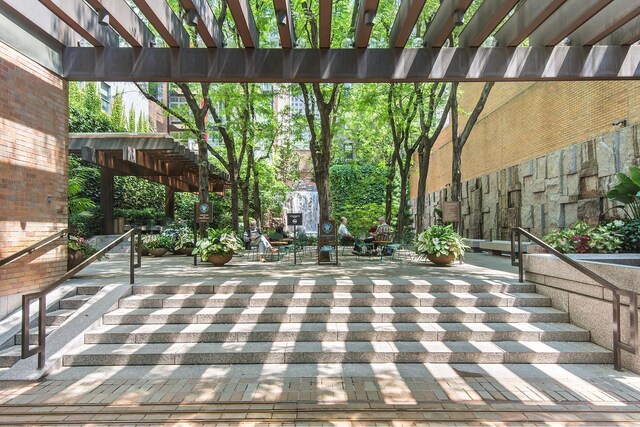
[494,0,566,47]
[319,0,332,48]
[39,0,119,47]
[389,0,426,49]
[354,0,379,48]
[0,0,80,47]
[85,0,154,47]
[600,16,640,45]
[131,0,190,48]
[529,0,613,47]
[458,0,519,48]
[62,46,640,82]
[228,0,258,48]
[423,0,472,48]
[567,0,640,46]
[273,0,295,48]
[179,0,223,48]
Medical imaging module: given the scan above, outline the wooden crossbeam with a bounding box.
[567,0,640,46]
[85,0,154,47]
[228,0,258,48]
[179,0,223,48]
[273,0,295,48]
[39,0,119,46]
[389,0,426,49]
[458,0,519,48]
[493,0,567,47]
[354,0,379,48]
[423,0,472,48]
[131,0,190,48]
[319,0,332,48]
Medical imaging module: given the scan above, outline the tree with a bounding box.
[449,82,494,203]
[111,91,125,131]
[127,105,136,132]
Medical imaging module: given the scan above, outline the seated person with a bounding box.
[275,222,289,238]
[243,220,278,263]
[338,217,355,245]
[353,219,381,254]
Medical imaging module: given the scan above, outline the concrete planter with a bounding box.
[208,253,233,266]
[525,253,640,372]
[427,253,456,266]
[149,248,168,257]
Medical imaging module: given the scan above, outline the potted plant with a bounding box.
[175,229,196,255]
[192,228,244,266]
[145,235,174,257]
[67,235,99,270]
[415,224,468,266]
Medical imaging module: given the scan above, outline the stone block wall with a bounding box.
[0,42,68,319]
[418,124,639,239]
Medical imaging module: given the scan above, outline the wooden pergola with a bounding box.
[1,0,640,82]
[69,133,229,233]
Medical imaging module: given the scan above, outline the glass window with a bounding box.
[100,82,111,113]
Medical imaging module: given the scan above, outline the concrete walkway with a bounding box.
[0,252,638,425]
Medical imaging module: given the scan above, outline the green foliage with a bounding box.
[113,177,165,211]
[144,235,175,250]
[68,174,95,215]
[543,221,624,254]
[113,208,167,225]
[607,165,640,218]
[128,105,136,132]
[111,92,125,130]
[415,224,468,259]
[68,235,99,258]
[329,163,391,235]
[619,219,640,253]
[69,206,102,238]
[192,228,244,260]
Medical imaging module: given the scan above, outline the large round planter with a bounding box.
[427,253,456,266]
[180,247,195,256]
[67,249,85,270]
[208,253,233,266]
[149,248,168,257]
[135,245,149,256]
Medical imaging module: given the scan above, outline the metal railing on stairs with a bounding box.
[18,228,142,369]
[511,227,638,371]
[0,229,69,268]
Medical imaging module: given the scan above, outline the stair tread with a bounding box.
[66,340,610,355]
[87,322,588,334]
[47,309,76,317]
[123,292,544,299]
[61,295,93,302]
[106,306,563,315]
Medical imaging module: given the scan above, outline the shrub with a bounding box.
[618,219,640,253]
[415,224,468,259]
[543,221,623,254]
[607,165,640,219]
[69,206,103,238]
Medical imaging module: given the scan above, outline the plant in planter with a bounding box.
[145,235,174,257]
[175,229,196,255]
[67,235,100,270]
[415,224,468,265]
[543,221,623,254]
[192,228,244,266]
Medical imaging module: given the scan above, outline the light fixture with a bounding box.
[276,9,287,26]
[453,9,464,27]
[186,9,198,27]
[98,8,110,26]
[364,9,376,27]
[559,37,571,46]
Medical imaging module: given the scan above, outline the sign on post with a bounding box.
[317,219,338,265]
[195,202,213,223]
[287,213,303,265]
[287,213,303,227]
[442,201,461,223]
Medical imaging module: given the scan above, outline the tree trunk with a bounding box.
[229,177,239,232]
[397,164,410,241]
[415,148,431,233]
[196,127,209,237]
[252,165,263,229]
[384,154,397,222]
[451,145,463,202]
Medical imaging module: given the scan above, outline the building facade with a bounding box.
[412,81,640,239]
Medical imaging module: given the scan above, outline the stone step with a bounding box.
[74,285,103,295]
[118,292,550,309]
[0,346,21,368]
[45,309,75,327]
[103,306,569,325]
[84,322,590,344]
[132,280,534,295]
[59,294,93,310]
[62,341,612,366]
[14,326,59,345]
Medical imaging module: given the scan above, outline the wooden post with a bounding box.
[165,187,175,220]
[100,167,114,234]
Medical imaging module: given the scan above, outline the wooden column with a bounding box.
[165,186,175,220]
[100,167,114,234]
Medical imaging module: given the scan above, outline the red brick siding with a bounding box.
[0,42,68,299]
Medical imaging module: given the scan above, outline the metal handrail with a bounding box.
[511,227,638,371]
[21,228,142,369]
[0,229,68,268]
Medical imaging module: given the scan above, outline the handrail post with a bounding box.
[136,229,142,267]
[613,290,621,371]
[21,295,29,360]
[37,295,46,369]
[130,231,135,285]
[518,231,523,282]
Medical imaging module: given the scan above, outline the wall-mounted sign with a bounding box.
[195,202,213,223]
[443,201,461,223]
[287,213,303,226]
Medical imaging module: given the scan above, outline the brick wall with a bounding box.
[412,81,640,239]
[415,81,640,195]
[0,42,68,319]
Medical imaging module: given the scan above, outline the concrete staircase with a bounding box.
[61,276,612,366]
[0,284,102,368]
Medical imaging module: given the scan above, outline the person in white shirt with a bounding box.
[338,217,353,240]
[243,220,277,262]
